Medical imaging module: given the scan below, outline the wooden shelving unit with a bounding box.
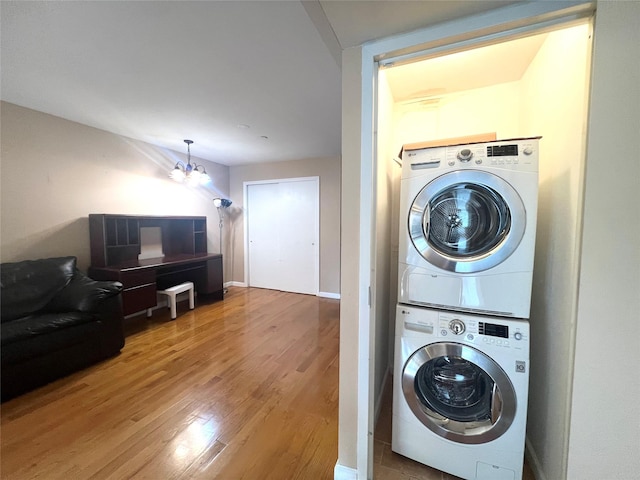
[88,214,223,316]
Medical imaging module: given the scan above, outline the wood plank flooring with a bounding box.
[1,287,340,480]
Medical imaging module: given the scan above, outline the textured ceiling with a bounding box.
[318,0,520,48]
[1,0,520,166]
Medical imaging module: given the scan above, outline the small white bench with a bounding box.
[147,281,195,320]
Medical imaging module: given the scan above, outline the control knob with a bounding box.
[514,332,523,341]
[457,148,473,162]
[449,319,466,335]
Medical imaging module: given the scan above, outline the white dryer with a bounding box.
[392,304,530,480]
[399,138,540,318]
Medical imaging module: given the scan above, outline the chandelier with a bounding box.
[170,139,210,185]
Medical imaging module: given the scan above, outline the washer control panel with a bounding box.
[397,305,529,351]
[437,312,527,348]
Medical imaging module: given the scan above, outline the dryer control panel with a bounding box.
[404,137,540,175]
[446,141,538,168]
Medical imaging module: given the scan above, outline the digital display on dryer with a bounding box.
[479,322,509,338]
[487,145,518,156]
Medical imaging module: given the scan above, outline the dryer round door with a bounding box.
[409,170,525,273]
[402,342,516,444]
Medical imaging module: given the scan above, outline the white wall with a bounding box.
[391,80,521,148]
[520,24,592,480]
[372,70,396,418]
[0,102,230,273]
[228,156,341,296]
[567,2,640,478]
[337,45,363,472]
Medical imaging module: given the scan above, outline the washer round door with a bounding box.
[409,170,525,273]
[402,342,516,444]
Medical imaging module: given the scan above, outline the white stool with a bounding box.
[147,281,195,320]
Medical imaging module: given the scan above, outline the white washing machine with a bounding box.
[392,304,530,480]
[399,138,540,318]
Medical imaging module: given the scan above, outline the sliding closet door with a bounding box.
[246,178,319,295]
[247,182,281,290]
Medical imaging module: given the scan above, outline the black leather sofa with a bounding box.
[1,256,125,402]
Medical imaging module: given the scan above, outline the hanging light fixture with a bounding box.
[170,139,210,185]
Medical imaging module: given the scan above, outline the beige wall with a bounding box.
[0,101,338,293]
[568,2,640,478]
[0,102,229,273]
[228,156,341,295]
[520,24,591,480]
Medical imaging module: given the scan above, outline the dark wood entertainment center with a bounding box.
[88,214,223,316]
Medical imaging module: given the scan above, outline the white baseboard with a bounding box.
[318,291,340,299]
[223,283,339,299]
[334,462,358,480]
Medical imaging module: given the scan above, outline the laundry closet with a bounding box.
[373,19,592,478]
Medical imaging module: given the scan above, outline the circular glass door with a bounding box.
[409,170,525,273]
[402,342,516,444]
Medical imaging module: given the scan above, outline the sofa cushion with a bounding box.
[1,311,97,346]
[45,271,122,313]
[1,257,76,322]
[1,316,107,367]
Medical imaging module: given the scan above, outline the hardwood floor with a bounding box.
[1,287,340,480]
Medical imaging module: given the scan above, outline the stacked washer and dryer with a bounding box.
[392,138,540,480]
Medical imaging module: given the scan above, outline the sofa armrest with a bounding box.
[46,270,122,313]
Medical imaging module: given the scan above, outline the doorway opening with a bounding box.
[371,18,592,480]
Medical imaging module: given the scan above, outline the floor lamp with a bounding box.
[213,198,232,294]
[213,198,232,254]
